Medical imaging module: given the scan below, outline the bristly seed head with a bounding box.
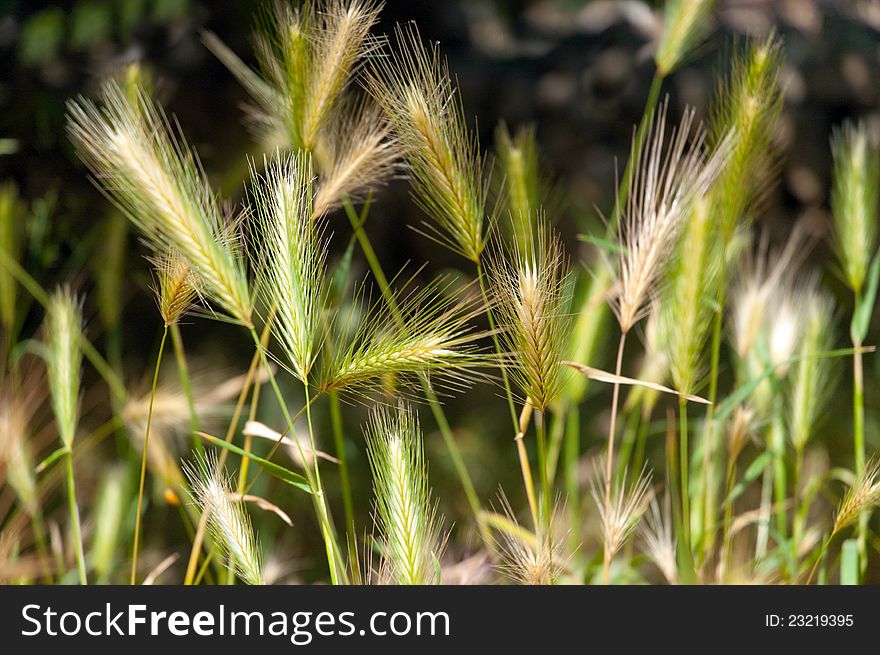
[184,452,264,585]
[612,100,730,334]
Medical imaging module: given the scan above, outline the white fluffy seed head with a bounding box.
[612,100,730,333]
[184,452,263,585]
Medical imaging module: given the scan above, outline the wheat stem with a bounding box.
[131,326,168,584]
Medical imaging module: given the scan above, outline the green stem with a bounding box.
[602,331,627,584]
[329,390,354,539]
[170,323,201,452]
[247,326,344,584]
[771,396,788,557]
[853,327,866,578]
[65,450,87,584]
[679,398,691,554]
[563,404,581,564]
[720,458,737,582]
[131,326,167,584]
[475,260,520,434]
[535,407,551,535]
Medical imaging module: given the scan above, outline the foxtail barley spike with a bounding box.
[655,0,715,76]
[252,152,326,383]
[151,250,199,327]
[490,216,569,410]
[321,278,486,397]
[831,121,879,294]
[365,403,443,585]
[45,287,83,450]
[613,100,730,333]
[367,23,486,262]
[833,458,880,535]
[184,452,264,585]
[66,82,252,326]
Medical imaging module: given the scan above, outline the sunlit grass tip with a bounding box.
[365,402,444,585]
[183,451,264,585]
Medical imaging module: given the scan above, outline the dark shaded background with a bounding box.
[2,0,880,577]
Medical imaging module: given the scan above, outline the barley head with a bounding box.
[655,0,715,77]
[184,452,264,585]
[613,101,729,333]
[321,277,486,397]
[489,217,570,410]
[67,82,252,326]
[44,287,83,451]
[710,35,783,240]
[788,288,836,452]
[365,403,443,585]
[833,458,880,535]
[367,23,486,262]
[252,151,327,383]
[150,250,199,327]
[831,121,879,294]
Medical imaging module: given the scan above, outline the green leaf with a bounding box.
[196,432,312,494]
[35,445,69,474]
[714,346,871,423]
[725,451,772,505]
[851,249,880,344]
[840,539,859,585]
[576,232,622,253]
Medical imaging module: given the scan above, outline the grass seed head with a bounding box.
[591,460,653,561]
[252,151,327,382]
[367,23,486,262]
[833,458,880,535]
[67,82,252,326]
[365,402,443,585]
[612,100,730,333]
[44,287,83,451]
[655,0,715,76]
[184,452,264,585]
[831,120,880,294]
[490,217,570,410]
[321,277,487,398]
